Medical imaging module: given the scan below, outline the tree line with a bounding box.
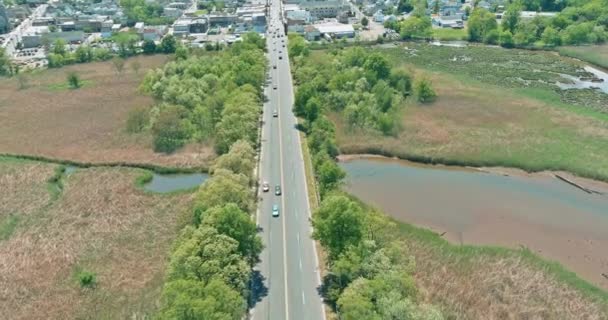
[135,33,267,154]
[47,34,179,68]
[158,139,262,319]
[469,0,607,47]
[288,36,444,319]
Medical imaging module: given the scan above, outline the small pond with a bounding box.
[144,173,208,193]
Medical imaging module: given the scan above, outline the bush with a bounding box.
[151,106,191,153]
[67,72,81,89]
[78,270,97,288]
[414,78,437,103]
[126,106,150,133]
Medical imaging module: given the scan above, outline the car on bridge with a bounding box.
[275,185,281,196]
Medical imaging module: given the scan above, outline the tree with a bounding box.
[142,39,157,54]
[159,279,246,320]
[151,105,191,153]
[389,69,412,96]
[499,30,514,48]
[52,39,67,56]
[175,45,189,60]
[214,99,259,154]
[414,78,437,103]
[194,169,253,223]
[483,29,499,44]
[74,45,93,63]
[67,72,81,89]
[0,48,13,76]
[467,8,497,42]
[161,35,178,54]
[501,4,521,34]
[432,0,440,14]
[397,0,413,13]
[112,57,125,74]
[361,16,369,27]
[313,195,365,260]
[315,153,346,196]
[201,203,263,263]
[541,26,561,46]
[363,53,391,80]
[211,140,256,178]
[398,16,432,40]
[167,225,251,292]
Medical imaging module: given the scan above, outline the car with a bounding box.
[282,44,286,48]
[279,56,283,60]
[262,182,269,192]
[273,64,277,69]
[273,84,277,89]
[273,110,278,117]
[275,185,281,196]
[272,204,279,217]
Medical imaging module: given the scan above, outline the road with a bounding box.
[251,0,325,319]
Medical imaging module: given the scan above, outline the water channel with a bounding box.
[340,157,608,289]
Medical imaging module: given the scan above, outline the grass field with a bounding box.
[332,44,608,181]
[0,55,215,169]
[558,45,608,69]
[0,157,194,319]
[431,27,468,41]
[395,217,608,319]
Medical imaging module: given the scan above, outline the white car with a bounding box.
[262,182,270,192]
[272,204,280,217]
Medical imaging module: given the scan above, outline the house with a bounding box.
[0,3,9,34]
[520,11,558,20]
[142,25,167,41]
[433,15,463,28]
[100,20,113,38]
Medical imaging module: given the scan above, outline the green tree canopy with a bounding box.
[313,195,365,260]
[201,203,263,263]
[167,225,251,293]
[468,8,498,42]
[159,278,246,320]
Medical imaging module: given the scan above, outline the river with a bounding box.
[340,157,608,290]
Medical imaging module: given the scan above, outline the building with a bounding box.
[142,25,168,41]
[173,18,190,37]
[298,0,349,19]
[100,19,113,38]
[315,22,354,38]
[373,10,384,23]
[304,24,320,40]
[433,15,463,28]
[520,11,558,20]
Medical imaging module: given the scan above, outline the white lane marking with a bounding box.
[302,292,306,305]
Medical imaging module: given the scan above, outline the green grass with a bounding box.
[431,28,467,41]
[46,165,66,200]
[46,79,94,91]
[195,9,208,15]
[557,45,608,69]
[0,215,20,241]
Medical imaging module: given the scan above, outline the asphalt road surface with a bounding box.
[250,2,326,320]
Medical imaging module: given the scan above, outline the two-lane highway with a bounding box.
[252,1,325,319]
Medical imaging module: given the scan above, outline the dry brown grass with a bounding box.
[408,240,608,319]
[336,67,608,180]
[0,159,194,319]
[0,55,214,169]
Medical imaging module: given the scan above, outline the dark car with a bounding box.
[275,185,281,196]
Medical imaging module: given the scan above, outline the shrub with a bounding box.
[67,72,81,89]
[414,78,437,103]
[78,270,97,288]
[126,106,150,133]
